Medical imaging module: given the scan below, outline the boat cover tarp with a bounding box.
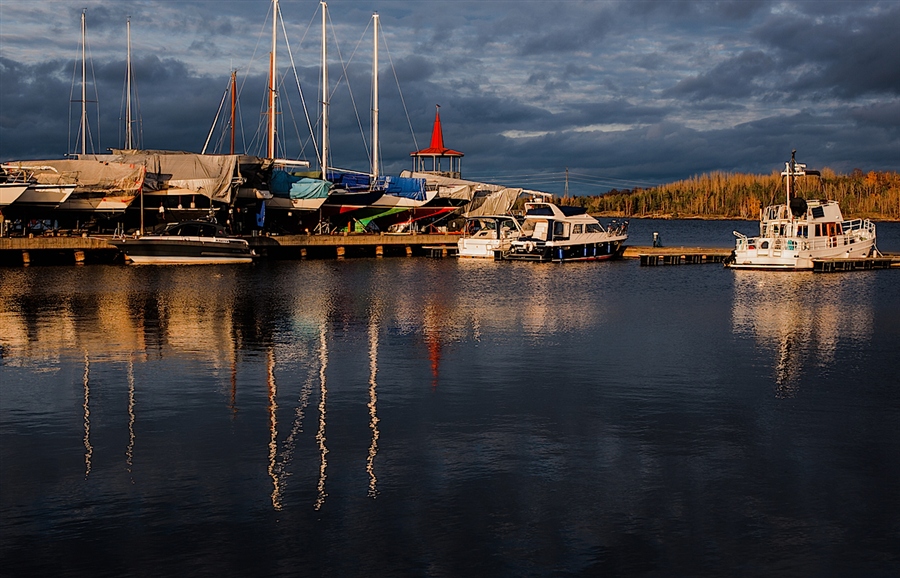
[3,159,145,193]
[378,176,427,200]
[84,151,240,202]
[327,171,371,191]
[270,170,332,200]
[464,188,523,217]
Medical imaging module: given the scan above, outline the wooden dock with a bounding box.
[624,246,732,266]
[0,232,463,265]
[812,256,899,273]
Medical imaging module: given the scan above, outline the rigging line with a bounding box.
[342,18,374,168]
[202,78,231,154]
[380,28,419,152]
[278,6,319,163]
[325,10,370,170]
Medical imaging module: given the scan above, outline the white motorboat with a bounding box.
[110,220,255,264]
[726,151,878,270]
[457,215,521,258]
[498,201,628,262]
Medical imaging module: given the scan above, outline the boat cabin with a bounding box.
[160,221,231,238]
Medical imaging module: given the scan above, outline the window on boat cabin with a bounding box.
[530,220,549,240]
[815,224,822,237]
[173,223,202,236]
[761,241,769,249]
[798,225,808,237]
[553,221,569,239]
[572,224,584,234]
[586,223,604,234]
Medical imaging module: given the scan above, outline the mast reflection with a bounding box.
[266,348,283,510]
[126,353,135,478]
[314,324,329,511]
[367,313,380,498]
[82,352,92,478]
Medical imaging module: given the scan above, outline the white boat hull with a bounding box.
[12,184,76,207]
[0,184,29,207]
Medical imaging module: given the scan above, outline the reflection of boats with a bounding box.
[110,220,255,264]
[498,200,628,262]
[727,151,878,270]
[457,215,521,258]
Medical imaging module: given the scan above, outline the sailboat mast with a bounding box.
[125,17,133,150]
[372,13,379,180]
[321,1,328,178]
[80,9,87,155]
[230,70,237,155]
[267,0,278,159]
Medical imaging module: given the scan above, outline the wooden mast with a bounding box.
[267,0,278,159]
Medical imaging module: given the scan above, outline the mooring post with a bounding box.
[21,251,30,266]
[406,246,413,258]
[74,250,86,265]
[375,245,384,258]
[336,246,345,260]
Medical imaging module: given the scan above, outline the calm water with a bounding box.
[2,222,899,577]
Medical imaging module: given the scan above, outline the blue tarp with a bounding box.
[326,171,371,191]
[270,170,331,199]
[377,176,427,201]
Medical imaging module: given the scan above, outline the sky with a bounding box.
[1,0,898,195]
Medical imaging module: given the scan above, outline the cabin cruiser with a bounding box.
[457,215,522,258]
[110,220,255,264]
[497,201,628,262]
[726,151,878,270]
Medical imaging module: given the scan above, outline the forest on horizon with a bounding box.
[557,168,900,221]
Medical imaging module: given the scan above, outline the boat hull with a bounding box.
[727,232,877,270]
[500,239,626,262]
[0,184,29,207]
[111,237,254,264]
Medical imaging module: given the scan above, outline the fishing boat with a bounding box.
[110,220,255,264]
[457,215,522,258]
[726,151,878,270]
[498,200,628,262]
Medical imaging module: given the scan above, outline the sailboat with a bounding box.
[262,0,331,217]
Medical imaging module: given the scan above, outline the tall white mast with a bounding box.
[321,1,328,178]
[267,0,278,159]
[80,9,87,155]
[372,13,379,180]
[125,17,133,150]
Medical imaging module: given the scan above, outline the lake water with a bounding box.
[2,221,899,577]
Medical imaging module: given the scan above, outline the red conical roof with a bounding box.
[411,106,464,157]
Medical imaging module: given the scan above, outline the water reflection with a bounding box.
[82,351,91,478]
[367,307,380,498]
[731,272,874,396]
[314,324,329,511]
[0,260,621,511]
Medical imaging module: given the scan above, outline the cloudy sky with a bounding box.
[1,0,898,194]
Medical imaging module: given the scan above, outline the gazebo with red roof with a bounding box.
[410,105,464,178]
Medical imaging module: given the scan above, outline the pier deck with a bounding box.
[2,234,897,269]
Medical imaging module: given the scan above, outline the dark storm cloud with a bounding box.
[664,50,777,100]
[2,0,898,194]
[753,3,900,98]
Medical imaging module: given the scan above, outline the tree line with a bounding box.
[557,169,900,220]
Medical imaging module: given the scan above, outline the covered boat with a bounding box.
[726,151,878,270]
[498,200,628,262]
[110,220,254,264]
[457,215,522,258]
